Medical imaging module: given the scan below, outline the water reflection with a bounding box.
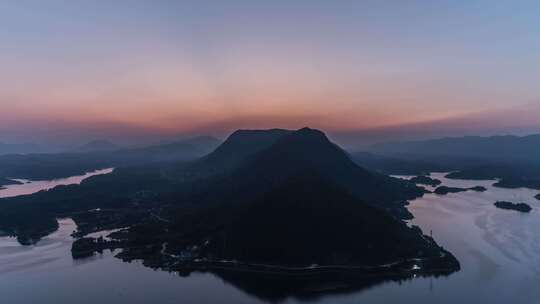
[0,218,77,274]
[205,269,451,302]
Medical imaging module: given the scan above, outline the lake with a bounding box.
[0,168,114,198]
[0,172,539,303]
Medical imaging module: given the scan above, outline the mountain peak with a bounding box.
[286,127,329,141]
[191,129,291,173]
[297,126,320,133]
[248,127,352,173]
[227,129,291,141]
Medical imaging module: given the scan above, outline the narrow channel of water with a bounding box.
[0,168,114,198]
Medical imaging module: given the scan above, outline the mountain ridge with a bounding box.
[370,134,540,163]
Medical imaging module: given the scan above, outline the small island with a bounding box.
[434,185,487,195]
[0,177,23,189]
[409,175,442,187]
[469,186,487,192]
[494,201,532,213]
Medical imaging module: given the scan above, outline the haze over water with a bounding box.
[0,172,538,303]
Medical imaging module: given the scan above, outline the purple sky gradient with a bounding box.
[1,1,539,147]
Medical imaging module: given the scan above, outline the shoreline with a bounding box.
[111,246,460,280]
[168,251,459,277]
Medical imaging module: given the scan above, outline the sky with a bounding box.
[1,0,539,147]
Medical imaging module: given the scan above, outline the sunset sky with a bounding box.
[1,1,539,147]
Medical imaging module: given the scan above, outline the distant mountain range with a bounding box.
[0,142,43,155]
[370,134,540,164]
[0,136,222,181]
[350,151,454,176]
[350,134,540,190]
[122,136,221,164]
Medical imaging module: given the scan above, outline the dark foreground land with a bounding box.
[433,185,486,195]
[494,201,532,213]
[409,175,442,187]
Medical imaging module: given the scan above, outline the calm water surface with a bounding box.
[0,168,114,198]
[0,172,539,303]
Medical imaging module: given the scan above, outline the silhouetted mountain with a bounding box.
[181,136,222,150]
[183,129,290,176]
[123,128,458,276]
[0,127,458,287]
[122,136,221,164]
[175,128,423,218]
[364,134,540,190]
[350,151,453,175]
[75,140,119,153]
[227,128,423,212]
